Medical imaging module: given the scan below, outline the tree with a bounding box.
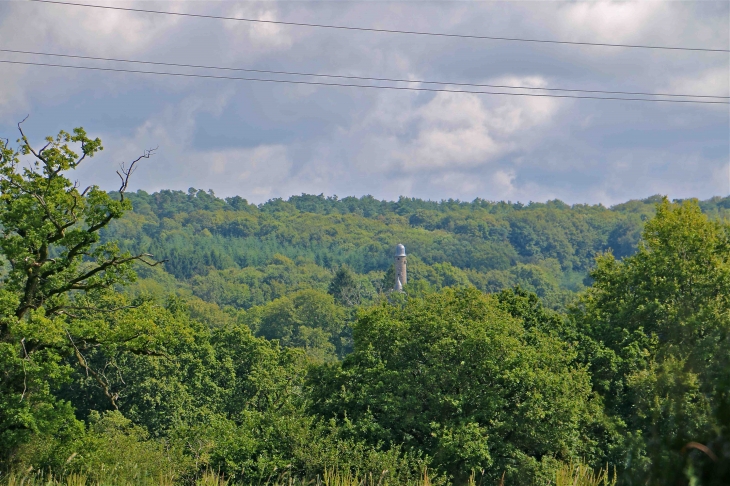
[606,214,644,259]
[576,198,730,485]
[495,285,575,340]
[0,121,162,460]
[380,264,396,292]
[328,265,361,306]
[308,288,600,484]
[254,290,345,360]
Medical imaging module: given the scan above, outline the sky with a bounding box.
[0,0,728,205]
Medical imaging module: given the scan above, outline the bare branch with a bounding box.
[116,147,156,200]
[139,256,167,267]
[682,442,718,462]
[38,140,53,157]
[63,192,81,225]
[16,251,165,319]
[74,151,87,169]
[55,232,98,266]
[17,116,51,169]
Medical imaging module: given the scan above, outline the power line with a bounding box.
[27,0,730,53]
[2,59,728,104]
[3,48,727,100]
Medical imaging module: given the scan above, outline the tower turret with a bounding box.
[394,244,406,290]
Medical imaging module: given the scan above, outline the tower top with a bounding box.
[395,243,406,257]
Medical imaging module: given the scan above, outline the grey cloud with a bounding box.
[0,1,727,204]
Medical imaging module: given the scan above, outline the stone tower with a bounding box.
[394,243,407,290]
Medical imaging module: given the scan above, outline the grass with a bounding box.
[551,462,617,486]
[0,469,427,486]
[0,463,616,486]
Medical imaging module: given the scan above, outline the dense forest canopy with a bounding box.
[105,188,730,311]
[1,128,728,485]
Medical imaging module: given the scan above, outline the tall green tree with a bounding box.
[328,265,361,306]
[0,121,162,460]
[575,198,730,484]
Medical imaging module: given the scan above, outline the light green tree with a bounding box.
[0,121,163,459]
[254,289,345,360]
[576,198,730,484]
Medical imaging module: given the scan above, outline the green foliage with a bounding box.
[328,266,362,307]
[172,413,433,484]
[0,126,132,320]
[246,289,346,361]
[575,198,730,484]
[14,410,184,484]
[0,125,162,460]
[5,123,730,485]
[308,288,601,484]
[106,189,707,311]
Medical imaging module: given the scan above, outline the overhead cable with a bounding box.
[27,0,730,53]
[2,59,728,104]
[3,48,727,100]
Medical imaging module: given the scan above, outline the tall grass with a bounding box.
[196,467,436,486]
[551,462,616,486]
[0,468,431,486]
[1,462,616,485]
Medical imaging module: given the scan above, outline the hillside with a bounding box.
[106,190,730,311]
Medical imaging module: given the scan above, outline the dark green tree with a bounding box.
[308,288,601,484]
[381,264,396,292]
[328,265,361,306]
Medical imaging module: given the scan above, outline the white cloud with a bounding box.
[394,77,560,172]
[201,145,293,198]
[492,169,517,197]
[15,0,180,55]
[224,3,293,53]
[398,93,504,170]
[558,1,663,44]
[75,87,298,201]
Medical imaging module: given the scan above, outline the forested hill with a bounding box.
[104,190,730,309]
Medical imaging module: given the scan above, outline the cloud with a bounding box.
[208,145,292,198]
[397,93,505,170]
[393,77,560,172]
[223,3,293,52]
[0,0,727,205]
[663,67,730,99]
[558,1,664,44]
[65,88,299,201]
